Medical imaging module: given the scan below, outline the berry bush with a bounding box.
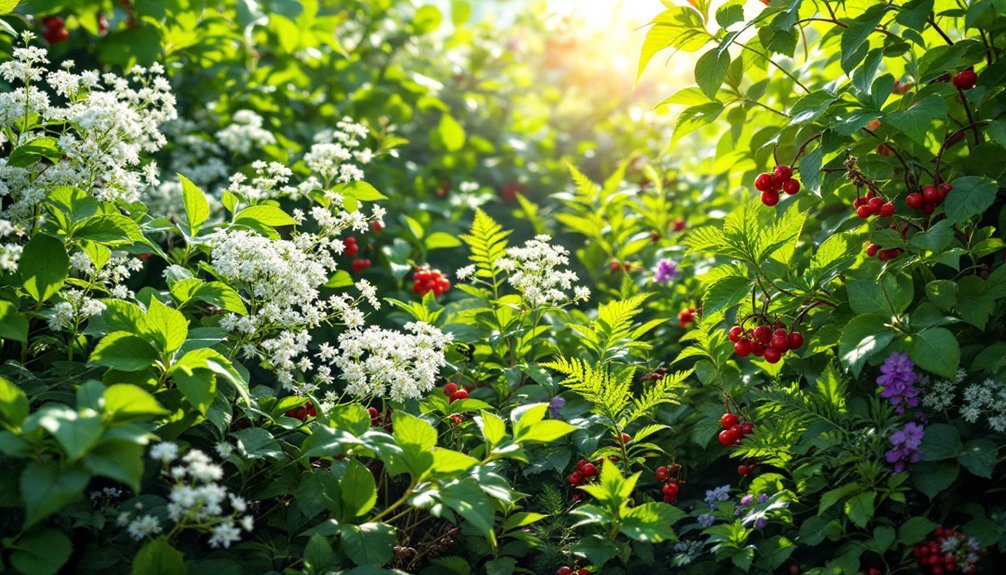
[0,1,1004,574]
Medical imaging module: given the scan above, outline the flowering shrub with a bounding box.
[0,1,1005,574]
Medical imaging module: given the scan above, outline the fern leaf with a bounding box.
[459,209,511,289]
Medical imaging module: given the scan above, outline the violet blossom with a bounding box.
[652,259,680,285]
[885,421,924,473]
[877,352,921,414]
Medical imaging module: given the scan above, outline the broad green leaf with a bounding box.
[0,300,28,343]
[838,314,893,376]
[339,523,395,566]
[944,176,997,226]
[20,461,89,528]
[695,48,730,99]
[476,411,506,449]
[620,502,685,542]
[341,458,377,518]
[90,332,160,371]
[37,407,103,461]
[103,384,168,419]
[0,376,28,428]
[146,298,188,353]
[909,327,959,379]
[438,114,466,152]
[132,538,186,575]
[10,528,72,575]
[234,205,297,228]
[180,174,210,235]
[19,234,68,303]
[912,460,959,498]
[844,491,876,528]
[958,438,997,478]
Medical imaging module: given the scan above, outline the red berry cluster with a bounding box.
[865,222,909,261]
[567,458,600,487]
[286,403,317,421]
[442,382,471,403]
[351,258,372,273]
[912,526,983,575]
[608,260,635,272]
[717,412,755,446]
[42,16,69,44]
[952,66,978,90]
[906,182,952,216]
[737,459,759,477]
[641,367,668,382]
[678,307,697,328]
[852,190,895,219]
[754,165,800,206]
[556,566,590,575]
[654,463,683,503]
[728,323,803,364]
[342,237,373,272]
[371,221,383,233]
[413,267,451,297]
[367,407,393,431]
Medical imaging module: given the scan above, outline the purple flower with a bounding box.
[885,421,925,473]
[652,259,680,285]
[739,494,754,506]
[757,493,768,504]
[548,396,566,419]
[755,518,767,529]
[697,513,715,528]
[877,352,921,414]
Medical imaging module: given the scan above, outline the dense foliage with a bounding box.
[0,0,1005,574]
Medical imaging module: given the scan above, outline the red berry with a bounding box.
[923,185,940,203]
[734,339,752,357]
[581,463,597,477]
[788,332,803,350]
[371,221,383,233]
[673,219,686,231]
[750,341,766,357]
[662,482,679,496]
[738,464,750,476]
[728,326,742,343]
[718,429,737,446]
[344,243,359,258]
[443,383,458,396]
[351,258,370,273]
[774,165,793,181]
[853,197,866,208]
[923,203,937,215]
[608,261,621,271]
[44,26,69,44]
[856,205,872,219]
[764,347,782,363]
[655,466,669,480]
[577,569,590,575]
[866,243,880,257]
[557,567,573,575]
[770,334,789,352]
[952,68,977,90]
[753,326,772,343]
[938,182,953,195]
[754,173,773,192]
[782,179,800,195]
[761,191,780,206]
[905,193,923,209]
[879,202,895,217]
[451,389,468,402]
[740,422,754,435]
[867,197,884,214]
[620,433,631,444]
[721,413,740,429]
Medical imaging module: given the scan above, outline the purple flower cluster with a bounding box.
[652,259,680,285]
[548,396,566,419]
[885,421,924,473]
[877,352,921,414]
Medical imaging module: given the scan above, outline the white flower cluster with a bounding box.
[327,321,453,402]
[961,378,1006,433]
[0,219,23,272]
[119,443,253,549]
[47,288,107,331]
[215,110,276,155]
[0,34,176,224]
[225,160,296,202]
[306,117,373,186]
[495,235,589,306]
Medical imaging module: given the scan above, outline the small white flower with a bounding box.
[150,442,179,463]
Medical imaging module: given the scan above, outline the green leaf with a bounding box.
[702,274,751,315]
[944,176,998,226]
[103,383,169,419]
[20,461,89,528]
[925,280,957,311]
[912,460,958,499]
[10,528,73,575]
[132,538,186,575]
[620,502,686,542]
[19,234,68,303]
[637,6,710,81]
[432,448,479,475]
[83,440,145,492]
[898,516,938,545]
[38,407,103,461]
[234,427,283,459]
[90,332,160,371]
[909,327,959,380]
[958,438,997,478]
[341,458,378,518]
[339,523,395,566]
[234,205,297,228]
[438,478,496,537]
[887,94,948,144]
[0,376,29,428]
[839,314,893,376]
[841,5,886,72]
[846,273,913,317]
[146,298,188,353]
[180,174,210,235]
[438,114,466,152]
[393,412,437,477]
[0,300,28,343]
[425,231,462,250]
[0,1,20,16]
[672,102,723,143]
[788,91,836,126]
[170,365,216,414]
[514,419,576,444]
[476,411,506,449]
[695,48,730,99]
[844,491,876,528]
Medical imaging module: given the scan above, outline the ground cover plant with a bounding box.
[0,0,1004,574]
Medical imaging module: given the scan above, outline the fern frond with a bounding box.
[459,209,511,289]
[565,295,658,364]
[543,357,633,424]
[624,369,691,426]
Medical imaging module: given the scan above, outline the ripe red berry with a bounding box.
[761,191,780,206]
[609,261,621,271]
[655,466,669,480]
[718,429,737,446]
[788,332,803,350]
[728,326,743,343]
[923,184,940,203]
[867,197,884,213]
[754,173,773,192]
[856,205,872,219]
[879,202,895,217]
[581,463,597,477]
[443,383,458,396]
[905,193,923,209]
[620,433,631,444]
[952,67,977,90]
[352,258,370,273]
[673,219,686,231]
[938,182,953,195]
[721,413,740,429]
[753,325,771,343]
[738,464,750,476]
[568,471,584,485]
[770,334,789,352]
[367,407,379,418]
[734,339,752,357]
[740,422,755,435]
[557,567,573,575]
[853,197,866,208]
[750,341,766,357]
[782,179,800,195]
[774,165,793,181]
[923,203,937,215]
[577,569,591,575]
[764,347,782,363]
[662,482,679,496]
